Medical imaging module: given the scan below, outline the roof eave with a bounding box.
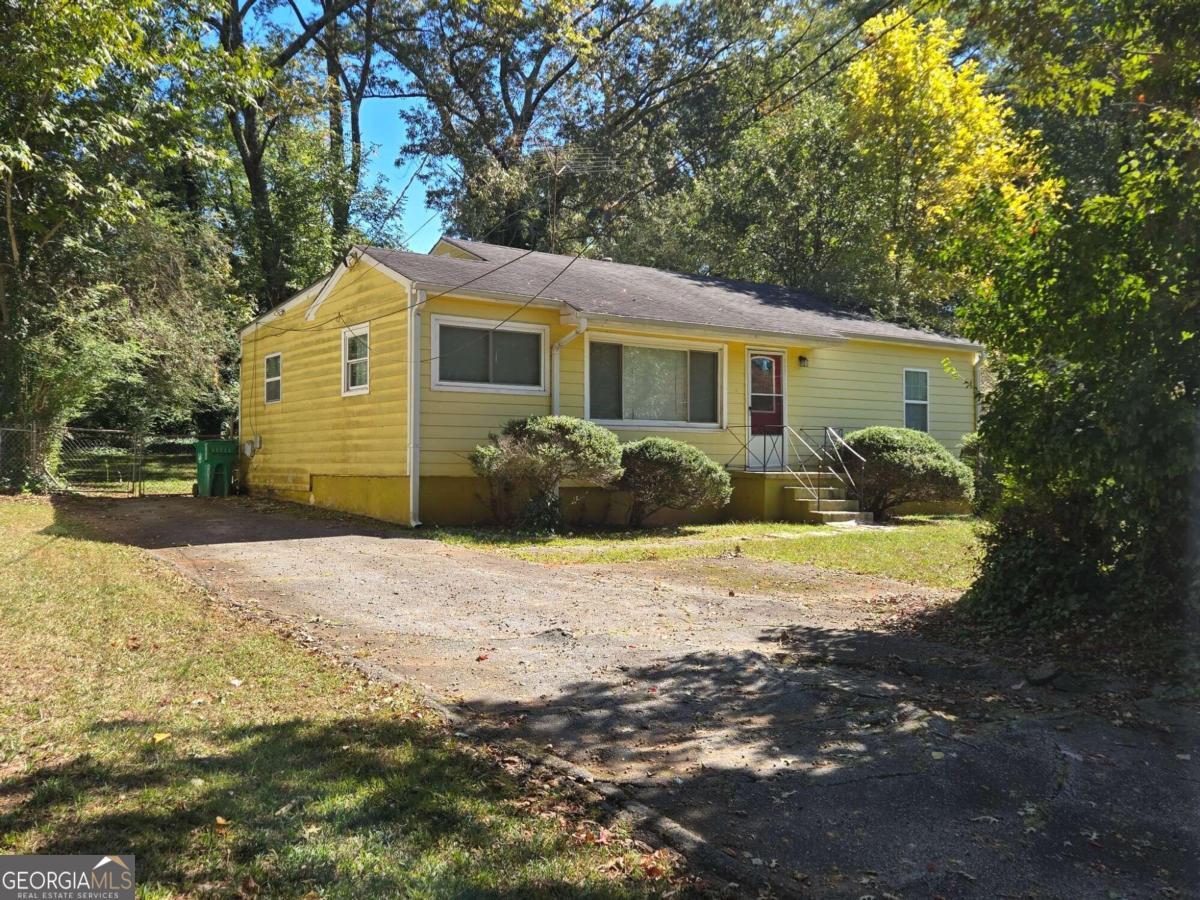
[579,312,845,346]
[841,333,983,353]
[409,280,576,311]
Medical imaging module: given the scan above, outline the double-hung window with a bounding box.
[903,369,929,431]
[342,323,369,395]
[588,339,721,426]
[432,315,547,394]
[264,353,282,404]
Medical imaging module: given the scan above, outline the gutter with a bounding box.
[408,287,424,526]
[550,317,588,415]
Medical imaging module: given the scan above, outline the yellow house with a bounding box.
[238,237,981,526]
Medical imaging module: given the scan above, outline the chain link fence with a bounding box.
[0,425,218,496]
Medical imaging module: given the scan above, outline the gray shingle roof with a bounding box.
[358,238,978,350]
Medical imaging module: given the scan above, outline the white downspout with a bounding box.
[408,288,424,526]
[550,317,588,415]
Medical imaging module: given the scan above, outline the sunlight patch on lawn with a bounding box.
[0,498,672,897]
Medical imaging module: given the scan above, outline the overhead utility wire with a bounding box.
[256,0,930,351]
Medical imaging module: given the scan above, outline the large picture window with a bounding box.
[904,368,929,431]
[431,315,547,394]
[588,340,720,426]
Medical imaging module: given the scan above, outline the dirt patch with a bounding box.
[66,496,1200,898]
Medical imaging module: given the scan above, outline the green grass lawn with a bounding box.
[432,516,983,589]
[0,499,676,897]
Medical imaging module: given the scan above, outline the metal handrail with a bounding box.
[723,424,866,515]
[825,426,864,462]
[823,426,862,494]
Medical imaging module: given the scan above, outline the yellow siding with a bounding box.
[418,306,976,480]
[242,270,978,526]
[418,296,561,477]
[790,341,976,450]
[239,261,410,520]
[561,329,751,469]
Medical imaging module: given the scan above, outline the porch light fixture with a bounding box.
[797,355,809,367]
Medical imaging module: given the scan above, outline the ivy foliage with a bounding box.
[952,0,1200,621]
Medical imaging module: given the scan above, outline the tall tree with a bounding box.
[610,10,1042,329]
[952,0,1200,620]
[379,0,780,250]
[0,0,247,447]
[212,0,363,307]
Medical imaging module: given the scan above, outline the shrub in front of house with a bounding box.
[619,437,732,527]
[842,426,974,519]
[469,415,623,530]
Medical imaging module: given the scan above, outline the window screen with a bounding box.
[589,341,622,419]
[264,354,281,404]
[688,351,719,423]
[491,329,540,385]
[588,342,720,424]
[438,323,541,387]
[904,370,929,431]
[343,326,369,393]
[439,325,490,383]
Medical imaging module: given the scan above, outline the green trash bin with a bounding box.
[195,440,238,497]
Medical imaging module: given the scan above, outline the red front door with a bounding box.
[749,353,783,435]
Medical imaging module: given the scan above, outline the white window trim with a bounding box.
[583,332,727,431]
[430,313,550,395]
[903,367,930,431]
[264,352,282,405]
[342,322,370,397]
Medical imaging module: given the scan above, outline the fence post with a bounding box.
[135,431,144,497]
[30,422,38,486]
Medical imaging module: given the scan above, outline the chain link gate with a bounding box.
[0,425,206,496]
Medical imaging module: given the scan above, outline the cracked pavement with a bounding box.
[71,496,1200,897]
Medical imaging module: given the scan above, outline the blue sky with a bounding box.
[360,97,442,252]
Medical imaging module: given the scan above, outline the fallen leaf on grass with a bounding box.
[152,732,171,744]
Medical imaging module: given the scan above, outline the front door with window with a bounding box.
[748,353,784,469]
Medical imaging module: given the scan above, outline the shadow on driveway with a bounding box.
[60,495,1200,897]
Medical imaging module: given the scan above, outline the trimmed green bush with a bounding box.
[842,426,974,519]
[618,437,732,527]
[469,415,622,530]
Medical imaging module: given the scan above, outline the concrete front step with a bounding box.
[791,498,858,512]
[782,484,847,501]
[810,509,874,524]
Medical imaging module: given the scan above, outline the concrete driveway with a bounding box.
[72,496,1198,898]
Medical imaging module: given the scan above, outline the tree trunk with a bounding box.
[325,5,350,258]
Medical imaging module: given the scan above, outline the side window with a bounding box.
[431,315,548,394]
[342,323,369,395]
[904,369,929,431]
[264,353,282,404]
